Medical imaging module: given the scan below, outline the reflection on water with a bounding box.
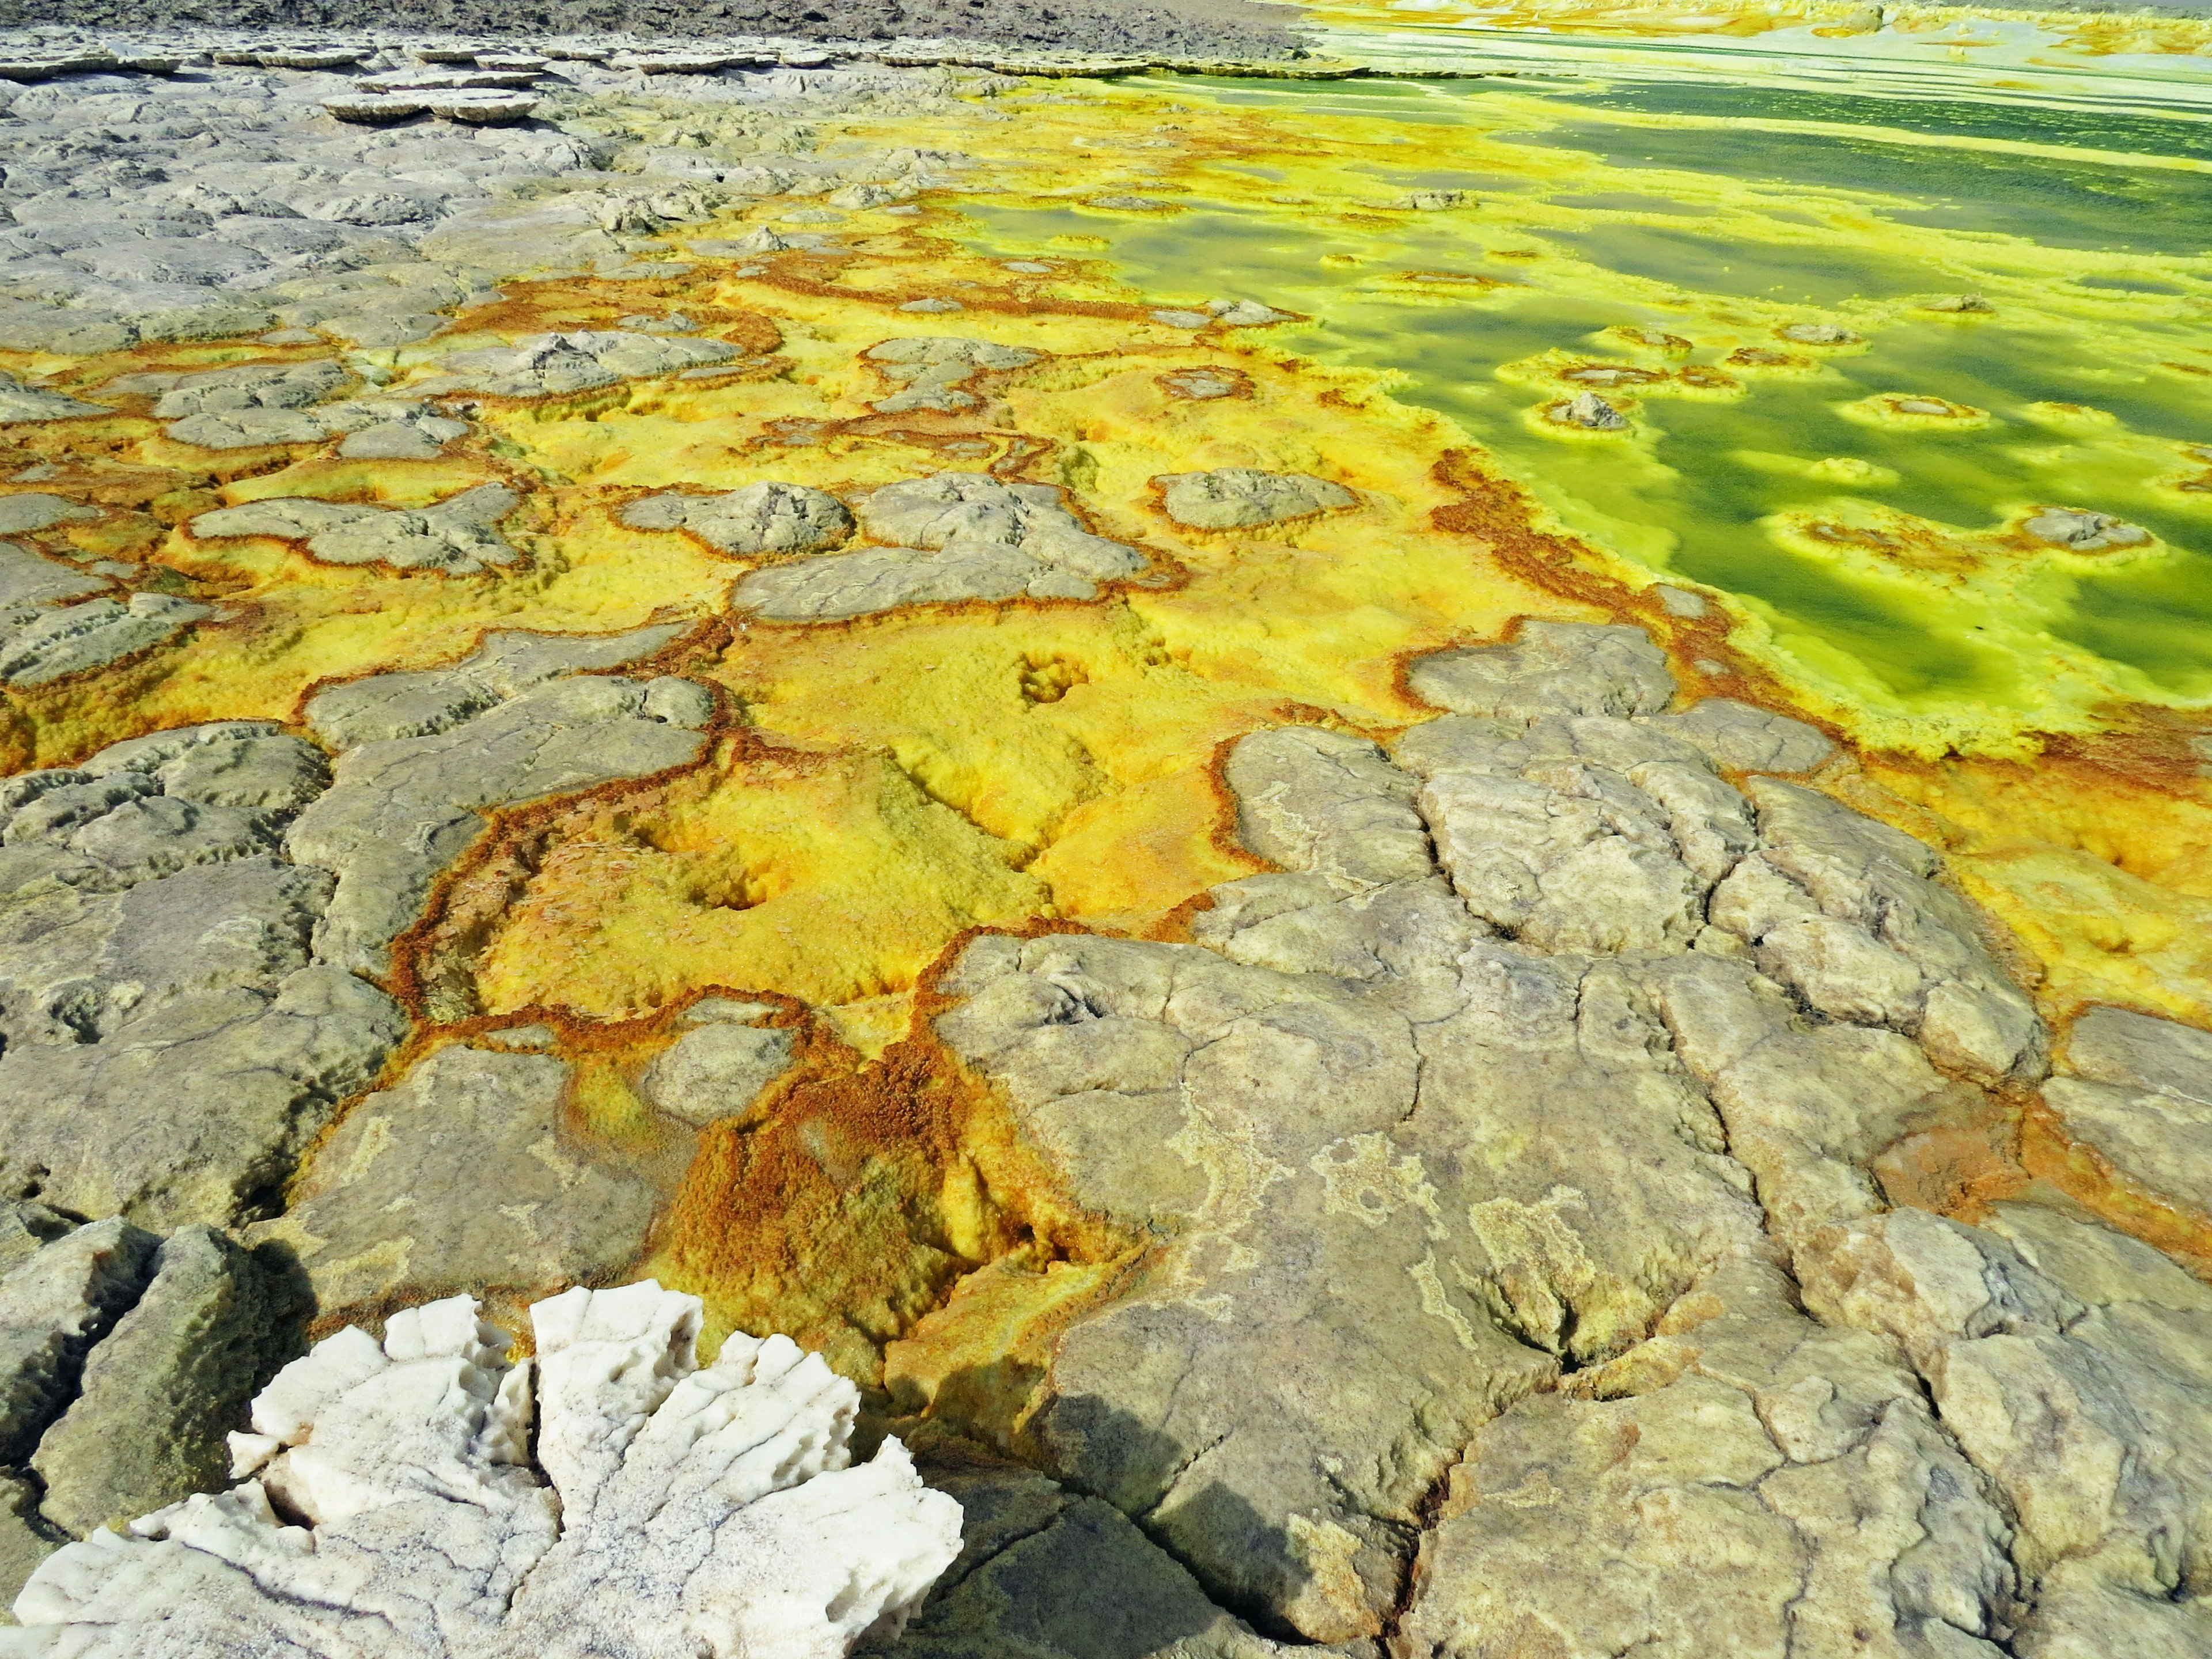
[955,62,2212,745]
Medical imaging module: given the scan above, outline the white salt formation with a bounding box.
[3,1282,964,1657]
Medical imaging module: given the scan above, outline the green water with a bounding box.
[961,72,2212,724]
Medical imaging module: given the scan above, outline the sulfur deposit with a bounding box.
[0,9,2206,1658]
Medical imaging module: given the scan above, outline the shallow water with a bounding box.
[954,58,2212,746]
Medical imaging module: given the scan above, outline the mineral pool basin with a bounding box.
[954,70,2212,747]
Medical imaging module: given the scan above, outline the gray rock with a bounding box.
[917,626,2052,1644]
[0,1219,159,1464]
[733,472,1145,620]
[194,483,521,574]
[335,406,470,459]
[149,359,350,421]
[1156,468,1353,531]
[0,594,211,687]
[1560,391,1626,429]
[0,498,97,537]
[2066,1005,2212,1102]
[0,1210,72,1278]
[619,481,853,555]
[2022,509,2150,551]
[864,336,1041,414]
[1406,622,1676,721]
[881,1442,1278,1659]
[31,1226,301,1538]
[0,544,105,613]
[1646,696,1835,774]
[0,378,104,423]
[641,1021,796,1126]
[0,1471,58,1624]
[250,1045,659,1317]
[2040,1007,2212,1217]
[416,330,739,399]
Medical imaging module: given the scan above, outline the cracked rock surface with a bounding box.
[193,480,523,573]
[285,623,708,976]
[5,1282,964,1657]
[619,479,854,555]
[914,622,2203,1654]
[0,722,403,1230]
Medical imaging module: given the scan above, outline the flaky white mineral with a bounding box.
[2,1282,964,1658]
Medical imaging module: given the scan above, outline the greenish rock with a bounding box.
[30,1226,304,1539]
[0,1472,58,1626]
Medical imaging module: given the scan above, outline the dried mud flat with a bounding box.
[0,28,2205,1659]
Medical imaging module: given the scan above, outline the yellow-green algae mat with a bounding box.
[7,36,2212,1366]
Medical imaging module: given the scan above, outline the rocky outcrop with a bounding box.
[910,622,2117,1652]
[1156,468,1354,531]
[734,472,1146,620]
[620,481,854,555]
[412,330,741,399]
[28,1226,300,1539]
[0,723,403,1230]
[641,1016,798,1128]
[9,1283,964,1658]
[192,482,523,574]
[864,338,1042,414]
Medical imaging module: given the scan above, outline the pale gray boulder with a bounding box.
[0,499,96,538]
[856,474,1139,582]
[335,405,471,459]
[2022,509,2150,551]
[641,1021,797,1127]
[30,1226,301,1539]
[619,481,853,555]
[248,1045,658,1317]
[194,483,521,574]
[286,636,710,977]
[0,546,103,614]
[1155,468,1353,531]
[0,595,211,688]
[864,336,1041,414]
[147,359,350,422]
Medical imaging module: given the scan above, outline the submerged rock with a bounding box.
[9,1283,964,1657]
[2023,508,2152,551]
